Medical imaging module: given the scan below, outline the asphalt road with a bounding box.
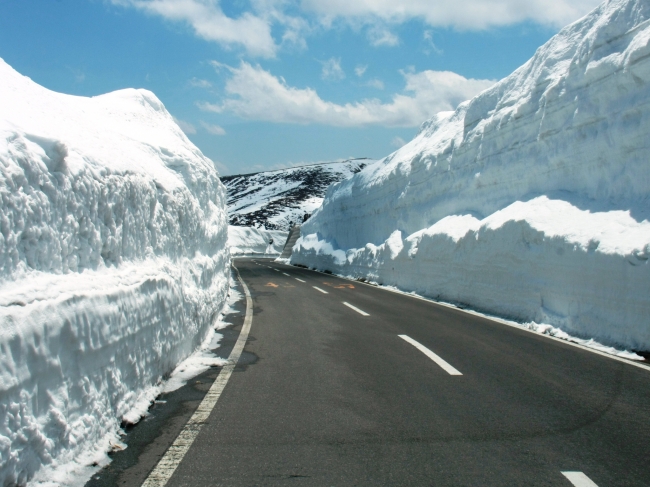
[97,258,650,486]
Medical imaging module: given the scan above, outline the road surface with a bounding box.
[89,258,650,486]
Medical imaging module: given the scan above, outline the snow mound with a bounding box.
[0,59,230,485]
[228,226,287,256]
[294,0,650,352]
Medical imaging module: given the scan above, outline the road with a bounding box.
[94,258,650,486]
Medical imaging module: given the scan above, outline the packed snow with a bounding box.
[228,226,287,256]
[0,59,230,485]
[222,159,371,231]
[293,0,650,353]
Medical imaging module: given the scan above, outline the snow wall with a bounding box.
[293,0,650,352]
[228,226,287,256]
[0,59,230,485]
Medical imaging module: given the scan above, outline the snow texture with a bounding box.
[293,0,650,352]
[222,159,371,231]
[0,58,230,486]
[228,226,287,256]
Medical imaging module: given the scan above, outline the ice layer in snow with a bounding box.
[293,0,650,352]
[0,59,230,485]
[228,226,287,256]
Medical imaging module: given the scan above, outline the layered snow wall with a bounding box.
[293,0,650,351]
[0,59,230,485]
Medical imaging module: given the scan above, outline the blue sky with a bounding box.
[0,0,601,175]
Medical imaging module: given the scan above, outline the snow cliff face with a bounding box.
[293,0,650,352]
[222,160,370,231]
[0,59,230,485]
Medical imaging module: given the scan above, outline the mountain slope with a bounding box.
[221,159,371,231]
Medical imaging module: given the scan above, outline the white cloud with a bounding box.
[198,61,495,127]
[189,77,212,88]
[366,78,384,90]
[301,0,601,30]
[112,0,277,57]
[201,121,226,135]
[367,25,399,46]
[355,64,367,77]
[423,30,443,55]
[321,57,345,80]
[391,136,406,148]
[172,116,197,134]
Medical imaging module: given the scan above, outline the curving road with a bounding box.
[90,257,650,486]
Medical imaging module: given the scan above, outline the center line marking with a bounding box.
[313,286,329,294]
[561,472,599,487]
[343,302,369,316]
[295,278,306,283]
[399,335,462,375]
[283,273,290,276]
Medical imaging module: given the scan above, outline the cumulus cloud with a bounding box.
[201,121,226,135]
[367,25,399,46]
[189,77,212,88]
[111,0,277,57]
[172,116,197,134]
[301,0,601,30]
[198,61,495,127]
[366,79,385,90]
[321,57,345,80]
[355,64,368,77]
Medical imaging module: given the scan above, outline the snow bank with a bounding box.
[0,59,230,485]
[228,226,287,256]
[294,0,650,352]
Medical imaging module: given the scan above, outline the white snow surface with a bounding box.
[294,0,650,352]
[228,225,287,256]
[0,59,230,485]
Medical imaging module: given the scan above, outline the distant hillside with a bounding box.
[221,159,372,231]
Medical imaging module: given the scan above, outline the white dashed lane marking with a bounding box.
[342,302,369,316]
[399,335,462,375]
[313,286,329,294]
[296,278,306,283]
[561,472,599,487]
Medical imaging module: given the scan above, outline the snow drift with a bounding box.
[293,0,650,352]
[228,226,287,256]
[0,59,230,485]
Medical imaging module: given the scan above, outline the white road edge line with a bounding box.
[283,273,290,276]
[313,286,329,294]
[295,278,306,283]
[561,472,599,487]
[141,263,253,487]
[343,302,370,316]
[398,335,462,375]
